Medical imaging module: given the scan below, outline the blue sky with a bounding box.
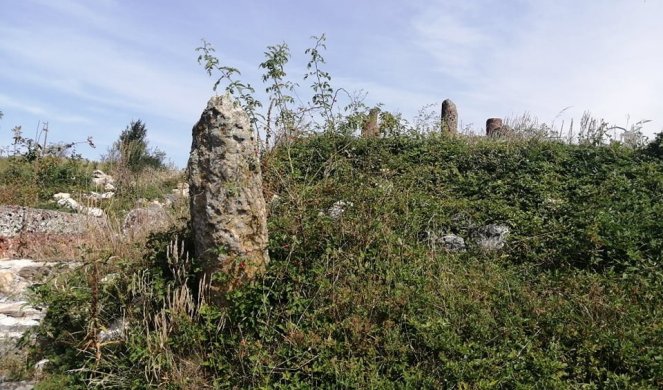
[1,0,662,167]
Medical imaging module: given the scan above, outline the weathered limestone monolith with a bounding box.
[188,95,269,301]
[361,107,381,138]
[440,99,458,134]
[486,118,503,136]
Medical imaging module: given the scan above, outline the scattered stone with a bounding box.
[473,224,510,251]
[435,234,466,252]
[328,200,353,220]
[269,194,281,207]
[34,359,49,373]
[441,99,458,134]
[0,205,104,238]
[92,170,116,191]
[188,95,270,299]
[83,191,115,201]
[268,195,283,215]
[361,107,381,138]
[53,193,104,217]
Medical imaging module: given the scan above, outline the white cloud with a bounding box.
[410,0,663,136]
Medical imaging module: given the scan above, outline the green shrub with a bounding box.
[29,134,663,388]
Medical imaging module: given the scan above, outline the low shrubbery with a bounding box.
[25,133,663,388]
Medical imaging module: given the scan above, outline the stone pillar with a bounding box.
[188,95,270,302]
[440,99,458,134]
[361,107,380,138]
[486,118,503,136]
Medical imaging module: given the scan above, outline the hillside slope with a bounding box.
[30,134,663,388]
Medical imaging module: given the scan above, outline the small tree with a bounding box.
[107,120,166,172]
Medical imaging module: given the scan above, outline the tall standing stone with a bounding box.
[486,118,503,136]
[361,107,381,138]
[188,95,269,302]
[440,99,458,134]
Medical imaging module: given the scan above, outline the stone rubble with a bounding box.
[91,169,116,191]
[83,191,115,201]
[0,205,103,239]
[53,193,105,218]
[427,224,511,253]
[0,259,63,341]
[473,224,510,251]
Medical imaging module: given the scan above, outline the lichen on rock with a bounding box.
[187,95,269,301]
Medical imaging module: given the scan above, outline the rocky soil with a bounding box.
[0,206,95,388]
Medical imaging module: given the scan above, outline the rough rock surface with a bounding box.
[441,99,458,134]
[486,118,504,136]
[188,95,270,299]
[0,206,106,259]
[0,206,104,238]
[474,224,510,251]
[0,259,63,341]
[92,170,116,191]
[434,234,466,252]
[122,204,171,237]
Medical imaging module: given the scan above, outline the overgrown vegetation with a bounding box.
[22,132,663,388]
[2,37,662,388]
[105,119,167,173]
[0,124,97,208]
[0,119,177,217]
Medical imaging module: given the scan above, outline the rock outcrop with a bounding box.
[0,259,64,341]
[122,204,171,237]
[0,206,106,259]
[188,95,269,301]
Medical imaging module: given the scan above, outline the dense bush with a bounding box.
[0,156,95,207]
[30,134,663,388]
[105,120,167,173]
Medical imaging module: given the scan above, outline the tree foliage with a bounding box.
[108,119,166,172]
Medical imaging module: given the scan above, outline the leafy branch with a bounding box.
[304,34,335,130]
[259,43,296,146]
[195,39,262,131]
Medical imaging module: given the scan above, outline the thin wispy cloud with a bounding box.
[1,0,661,166]
[410,0,663,131]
